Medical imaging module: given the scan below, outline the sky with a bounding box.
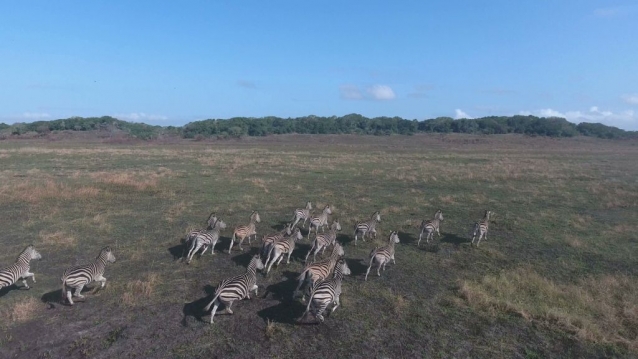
[1,1,637,129]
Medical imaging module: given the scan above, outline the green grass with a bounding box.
[0,134,637,358]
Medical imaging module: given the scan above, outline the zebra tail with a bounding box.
[61,279,67,303]
[204,291,222,312]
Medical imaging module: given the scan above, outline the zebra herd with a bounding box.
[0,203,494,325]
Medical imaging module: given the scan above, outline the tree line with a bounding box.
[1,114,635,140]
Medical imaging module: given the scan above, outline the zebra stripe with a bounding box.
[471,210,492,247]
[0,245,42,290]
[308,205,332,239]
[265,228,303,274]
[260,223,292,258]
[228,211,261,253]
[300,258,351,323]
[418,209,444,246]
[61,246,116,305]
[203,255,264,324]
[182,212,218,257]
[291,201,312,228]
[304,220,341,262]
[295,242,345,299]
[186,219,227,263]
[365,231,400,281]
[353,211,381,246]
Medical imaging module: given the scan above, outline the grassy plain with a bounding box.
[0,134,637,358]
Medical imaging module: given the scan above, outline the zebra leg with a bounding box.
[365,260,373,281]
[331,296,340,313]
[211,240,218,255]
[187,242,201,263]
[286,251,293,264]
[305,242,316,262]
[74,285,85,299]
[209,299,220,324]
[354,233,358,246]
[392,255,396,265]
[251,284,259,297]
[228,236,235,254]
[418,230,423,247]
[276,253,285,266]
[66,288,74,305]
[24,271,35,283]
[21,278,30,290]
[225,301,234,315]
[377,261,382,276]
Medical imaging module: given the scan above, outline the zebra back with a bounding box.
[206,255,264,309]
[369,231,400,260]
[0,245,41,288]
[62,247,116,287]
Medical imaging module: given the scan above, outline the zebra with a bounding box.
[300,258,351,323]
[365,231,400,281]
[418,209,444,246]
[61,246,116,305]
[291,201,312,228]
[259,223,292,258]
[353,211,381,246]
[203,254,264,324]
[185,219,227,263]
[182,212,218,258]
[295,242,345,300]
[304,220,341,262]
[0,245,42,290]
[265,227,303,274]
[308,205,332,239]
[228,211,261,253]
[471,210,492,247]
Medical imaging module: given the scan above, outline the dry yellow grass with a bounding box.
[0,297,40,325]
[0,180,100,204]
[459,268,638,350]
[121,273,160,307]
[39,230,75,246]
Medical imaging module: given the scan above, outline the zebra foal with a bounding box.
[471,210,492,247]
[291,201,312,228]
[300,259,351,323]
[61,246,116,305]
[308,205,332,239]
[0,245,42,290]
[204,255,264,324]
[353,211,381,246]
[418,209,444,246]
[228,211,261,253]
[365,231,400,281]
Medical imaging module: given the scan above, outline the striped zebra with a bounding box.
[471,210,492,247]
[61,246,116,305]
[291,201,312,228]
[182,212,218,258]
[308,205,332,239]
[353,211,381,246]
[265,227,303,274]
[228,211,261,253]
[260,223,292,258]
[300,258,351,323]
[418,209,444,246]
[304,220,341,262]
[203,254,264,324]
[295,242,345,300]
[185,219,227,263]
[0,245,42,290]
[365,231,400,281]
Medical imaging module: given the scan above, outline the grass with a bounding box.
[0,134,637,358]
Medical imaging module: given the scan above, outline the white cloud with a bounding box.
[622,94,638,105]
[455,109,472,119]
[21,112,51,119]
[367,85,396,101]
[339,85,363,100]
[114,112,168,122]
[519,107,638,130]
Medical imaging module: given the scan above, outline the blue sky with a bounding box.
[1,1,637,129]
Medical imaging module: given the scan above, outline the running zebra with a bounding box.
[228,211,261,253]
[295,242,345,300]
[471,210,492,247]
[260,223,292,258]
[185,219,228,263]
[300,258,351,323]
[0,245,42,290]
[353,211,381,246]
[203,255,264,324]
[418,209,444,246]
[265,227,303,274]
[182,212,218,258]
[365,231,400,281]
[291,201,312,228]
[308,205,332,239]
[61,246,116,305]
[304,220,341,262]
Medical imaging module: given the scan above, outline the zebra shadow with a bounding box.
[230,248,260,268]
[440,233,469,247]
[270,221,290,231]
[346,257,370,277]
[181,285,217,325]
[398,231,418,246]
[0,284,25,298]
[257,271,306,325]
[336,234,352,246]
[41,286,98,307]
[168,243,186,260]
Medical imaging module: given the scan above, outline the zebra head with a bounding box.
[100,246,116,263]
[25,245,42,261]
[373,211,381,222]
[283,223,292,235]
[207,212,218,229]
[331,220,341,231]
[215,219,227,230]
[389,231,400,244]
[292,228,303,241]
[323,205,332,215]
[336,259,351,276]
[484,210,492,220]
[333,242,345,257]
[251,211,261,223]
[435,210,444,221]
[252,255,265,271]
[305,201,312,210]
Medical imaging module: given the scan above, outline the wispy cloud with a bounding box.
[114,112,168,123]
[340,84,396,101]
[237,80,257,89]
[367,85,396,100]
[520,106,637,130]
[339,84,363,100]
[21,112,51,119]
[621,94,638,105]
[455,109,472,119]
